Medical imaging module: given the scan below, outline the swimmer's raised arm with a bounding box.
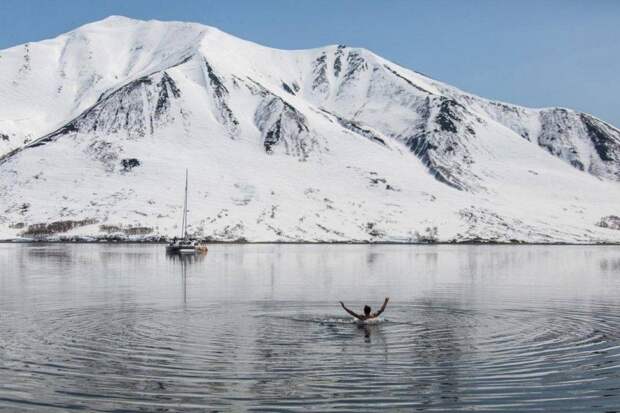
[373,297,390,318]
[340,301,363,320]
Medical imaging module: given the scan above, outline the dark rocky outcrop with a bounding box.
[204,58,239,135]
[121,158,140,171]
[22,219,98,237]
[404,97,478,191]
[246,77,319,160]
[333,45,346,77]
[383,64,433,95]
[311,52,329,95]
[597,215,620,230]
[0,71,183,167]
[282,82,295,95]
[580,114,619,164]
[321,109,386,146]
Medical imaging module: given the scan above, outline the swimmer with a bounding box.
[339,297,389,321]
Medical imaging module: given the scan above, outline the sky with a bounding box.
[0,0,619,126]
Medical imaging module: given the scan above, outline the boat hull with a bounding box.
[166,244,208,254]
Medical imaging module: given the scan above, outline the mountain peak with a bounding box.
[84,15,205,29]
[97,15,139,24]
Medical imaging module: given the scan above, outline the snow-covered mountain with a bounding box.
[1,16,619,242]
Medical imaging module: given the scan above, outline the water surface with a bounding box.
[1,244,620,411]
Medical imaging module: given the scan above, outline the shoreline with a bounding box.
[1,239,620,246]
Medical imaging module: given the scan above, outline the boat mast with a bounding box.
[182,169,188,239]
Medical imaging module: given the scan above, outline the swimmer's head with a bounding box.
[363,305,371,316]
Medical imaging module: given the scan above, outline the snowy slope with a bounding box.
[1,16,620,243]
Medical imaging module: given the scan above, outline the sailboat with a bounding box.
[166,169,208,254]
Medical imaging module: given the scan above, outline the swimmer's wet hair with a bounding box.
[364,305,371,315]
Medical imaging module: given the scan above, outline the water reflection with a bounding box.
[1,244,620,411]
[164,250,208,264]
[165,250,207,305]
[600,257,620,272]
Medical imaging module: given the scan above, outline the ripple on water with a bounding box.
[2,301,620,411]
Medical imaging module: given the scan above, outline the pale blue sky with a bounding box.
[1,0,618,126]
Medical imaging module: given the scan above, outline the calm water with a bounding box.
[2,244,620,412]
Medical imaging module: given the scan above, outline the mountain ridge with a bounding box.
[1,16,619,242]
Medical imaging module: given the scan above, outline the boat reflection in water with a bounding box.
[165,249,207,264]
[166,249,207,304]
[166,169,208,255]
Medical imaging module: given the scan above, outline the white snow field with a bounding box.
[0,16,619,242]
